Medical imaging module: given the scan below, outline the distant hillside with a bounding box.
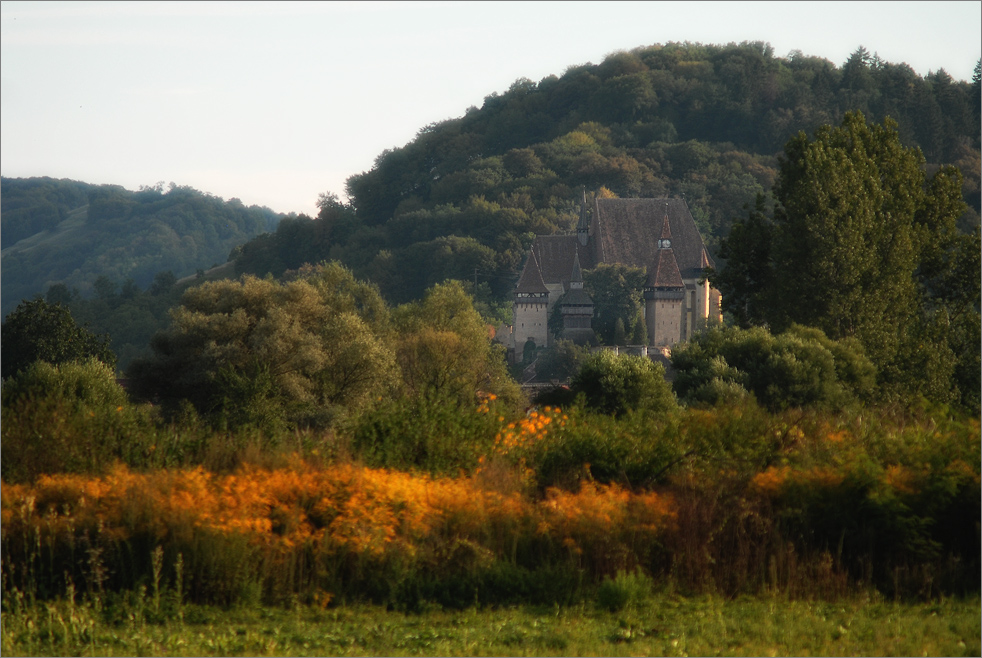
[232,42,981,306]
[1,178,283,316]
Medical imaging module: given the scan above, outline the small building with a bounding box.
[510,192,721,358]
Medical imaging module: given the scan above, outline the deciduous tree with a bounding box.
[1,298,116,379]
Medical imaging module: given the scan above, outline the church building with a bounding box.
[509,192,721,358]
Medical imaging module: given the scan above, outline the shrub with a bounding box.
[596,569,654,611]
[571,351,676,417]
[529,408,684,490]
[1,359,140,482]
[347,392,502,475]
[671,324,876,410]
[0,359,210,482]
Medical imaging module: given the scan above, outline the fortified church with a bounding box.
[507,192,721,361]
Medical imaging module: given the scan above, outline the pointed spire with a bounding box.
[646,249,684,288]
[570,250,584,289]
[577,187,590,246]
[659,204,672,242]
[515,248,549,295]
[578,187,589,230]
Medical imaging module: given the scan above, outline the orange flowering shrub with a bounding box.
[1,459,677,602]
[538,482,676,575]
[478,406,567,485]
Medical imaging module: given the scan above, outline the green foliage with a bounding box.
[347,393,500,475]
[715,112,978,411]
[596,569,654,612]
[571,351,676,417]
[534,340,592,383]
[127,263,397,430]
[770,113,923,371]
[671,324,876,411]
[1,178,281,318]
[1,359,148,482]
[530,407,684,490]
[393,280,523,407]
[1,298,116,380]
[50,273,190,372]
[583,263,646,345]
[711,193,775,328]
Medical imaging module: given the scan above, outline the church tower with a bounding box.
[644,208,685,347]
[512,249,550,351]
[560,251,596,345]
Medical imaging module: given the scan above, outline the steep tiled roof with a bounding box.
[515,249,549,294]
[648,249,684,288]
[592,198,714,280]
[530,235,594,288]
[659,210,672,241]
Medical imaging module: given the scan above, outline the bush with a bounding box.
[596,569,654,611]
[530,408,683,490]
[1,359,144,481]
[672,324,876,410]
[571,351,676,417]
[347,393,502,475]
[0,359,210,482]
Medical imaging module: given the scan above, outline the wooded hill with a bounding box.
[232,42,980,306]
[3,42,978,369]
[0,178,283,317]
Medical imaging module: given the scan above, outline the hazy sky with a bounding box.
[2,1,980,217]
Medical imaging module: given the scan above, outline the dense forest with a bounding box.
[231,42,980,307]
[2,42,979,371]
[0,178,283,317]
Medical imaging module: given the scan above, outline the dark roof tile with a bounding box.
[592,198,714,280]
[648,249,684,288]
[515,249,550,293]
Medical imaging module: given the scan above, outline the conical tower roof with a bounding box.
[659,206,672,241]
[570,250,584,285]
[515,249,550,294]
[647,249,684,288]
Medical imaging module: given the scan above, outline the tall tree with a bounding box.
[717,112,973,404]
[127,263,397,429]
[711,193,775,328]
[1,298,116,380]
[769,112,924,381]
[393,280,521,406]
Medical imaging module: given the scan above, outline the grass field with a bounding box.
[3,590,979,657]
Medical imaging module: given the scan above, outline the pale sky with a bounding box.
[2,1,980,217]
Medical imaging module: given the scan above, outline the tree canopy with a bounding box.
[128,263,520,431]
[1,178,282,317]
[1,298,116,380]
[671,324,876,411]
[571,351,677,417]
[713,112,979,410]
